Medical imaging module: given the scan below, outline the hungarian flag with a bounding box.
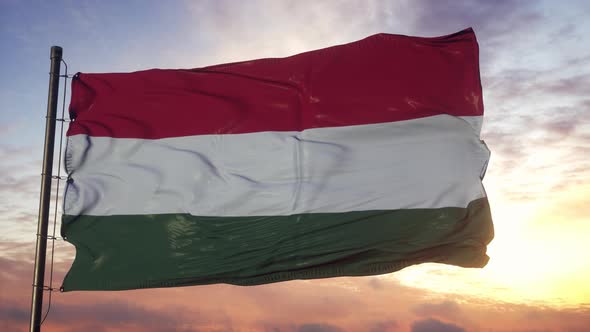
[61,28,493,291]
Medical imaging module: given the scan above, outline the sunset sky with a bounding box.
[1,1,590,331]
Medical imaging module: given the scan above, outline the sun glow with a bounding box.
[394,186,590,307]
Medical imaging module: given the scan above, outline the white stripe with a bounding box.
[64,115,489,217]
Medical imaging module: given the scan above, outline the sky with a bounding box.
[1,0,590,331]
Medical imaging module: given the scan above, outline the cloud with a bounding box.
[480,89,590,204]
[485,69,590,109]
[0,304,28,332]
[181,0,397,65]
[409,0,540,35]
[2,250,590,332]
[0,141,68,243]
[403,0,544,70]
[48,300,197,329]
[0,256,32,283]
[0,299,200,332]
[298,323,344,332]
[369,320,399,332]
[0,304,28,323]
[412,301,462,320]
[179,0,545,70]
[411,318,465,332]
[367,277,385,290]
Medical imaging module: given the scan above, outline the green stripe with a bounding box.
[60,198,493,291]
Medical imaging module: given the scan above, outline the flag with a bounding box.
[60,28,493,291]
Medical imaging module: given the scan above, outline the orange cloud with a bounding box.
[2,253,589,332]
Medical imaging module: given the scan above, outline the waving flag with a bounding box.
[61,28,493,291]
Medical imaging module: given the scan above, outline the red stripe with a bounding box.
[67,28,483,139]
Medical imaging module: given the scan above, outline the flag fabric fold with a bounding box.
[61,28,493,291]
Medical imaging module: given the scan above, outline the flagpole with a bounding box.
[29,45,63,332]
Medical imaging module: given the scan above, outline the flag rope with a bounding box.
[39,59,69,326]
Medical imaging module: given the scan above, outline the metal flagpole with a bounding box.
[29,46,63,332]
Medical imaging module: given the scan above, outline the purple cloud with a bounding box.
[412,301,462,320]
[298,323,344,332]
[411,318,465,332]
